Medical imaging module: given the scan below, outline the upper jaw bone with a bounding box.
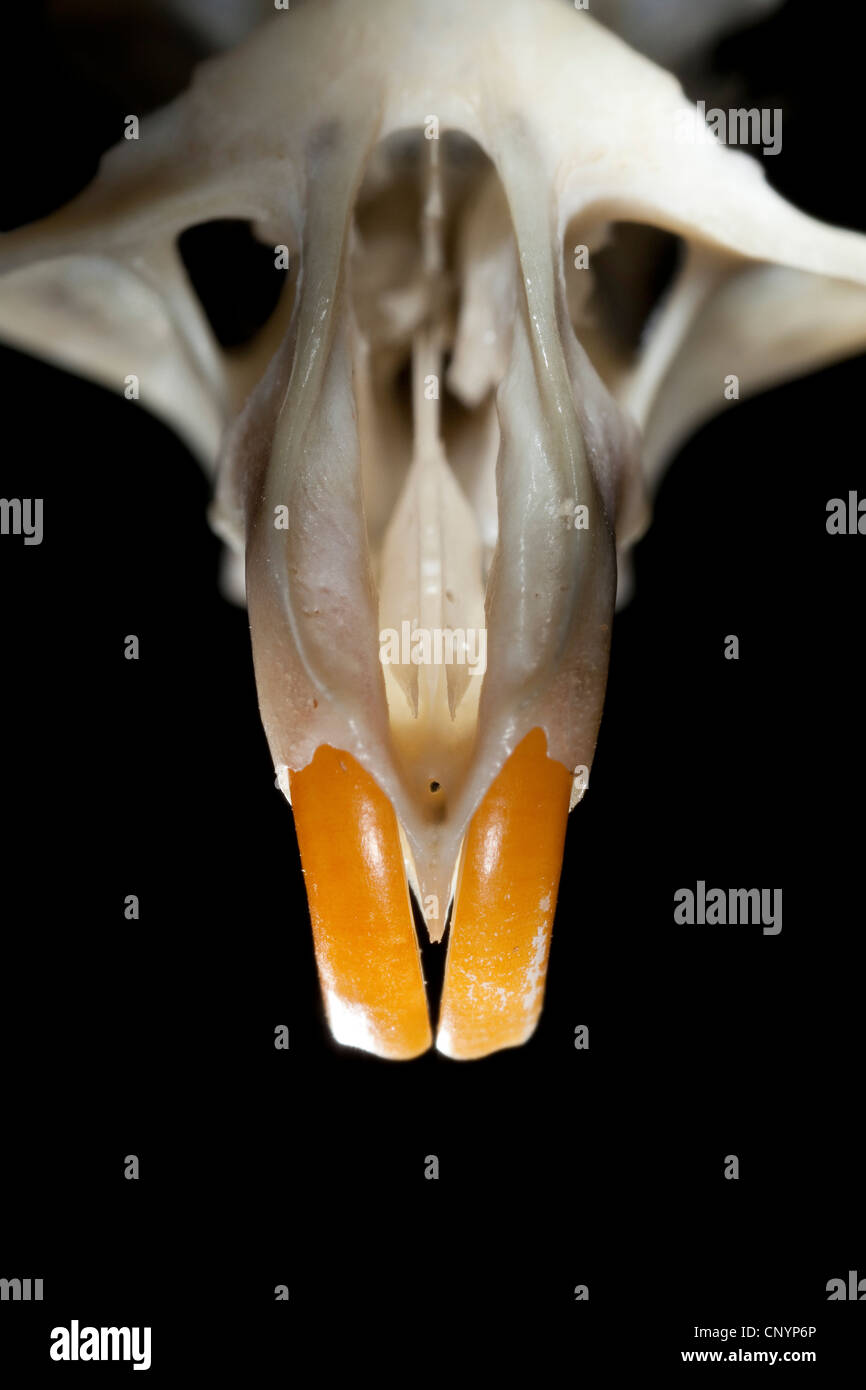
[227,113,628,935]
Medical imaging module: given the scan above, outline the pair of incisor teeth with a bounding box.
[2,0,866,1058]
[290,728,571,1059]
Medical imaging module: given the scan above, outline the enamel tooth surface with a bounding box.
[289,744,432,1061]
[2,0,866,1057]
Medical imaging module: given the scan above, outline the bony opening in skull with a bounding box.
[346,128,530,854]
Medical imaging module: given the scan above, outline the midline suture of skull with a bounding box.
[2,0,865,1059]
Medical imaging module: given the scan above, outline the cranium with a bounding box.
[2,0,865,1060]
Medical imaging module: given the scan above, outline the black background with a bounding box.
[1,0,863,1377]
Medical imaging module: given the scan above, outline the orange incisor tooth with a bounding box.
[436,727,573,1061]
[289,746,432,1060]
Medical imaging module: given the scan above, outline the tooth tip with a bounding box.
[435,1019,539,1061]
[326,988,432,1059]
